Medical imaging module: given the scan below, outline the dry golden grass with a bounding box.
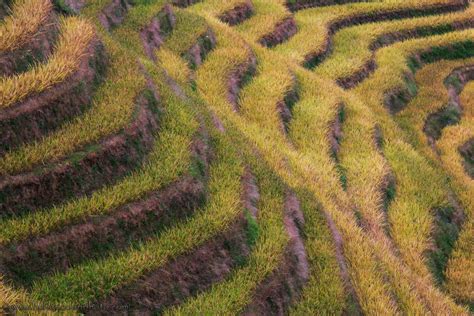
[167,148,289,315]
[189,0,252,17]
[0,276,28,309]
[440,81,474,305]
[276,0,468,65]
[1,0,473,313]
[29,127,244,306]
[173,3,472,313]
[349,30,473,313]
[315,6,474,80]
[0,0,53,52]
[189,17,399,315]
[397,58,474,160]
[0,32,144,175]
[236,0,291,43]
[0,16,95,108]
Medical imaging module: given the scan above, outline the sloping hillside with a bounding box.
[0,0,473,314]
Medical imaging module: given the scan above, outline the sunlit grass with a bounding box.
[1,0,473,313]
[167,144,289,315]
[439,81,474,306]
[0,0,53,52]
[189,0,251,17]
[275,0,468,65]
[0,62,198,244]
[0,16,95,108]
[396,58,474,161]
[191,17,399,315]
[236,0,290,43]
[29,129,244,305]
[314,6,474,80]
[164,9,210,55]
[352,30,473,312]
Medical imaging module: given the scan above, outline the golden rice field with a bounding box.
[0,0,473,314]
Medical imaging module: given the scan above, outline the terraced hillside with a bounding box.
[0,0,473,314]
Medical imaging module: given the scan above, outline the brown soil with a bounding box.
[303,0,469,69]
[242,167,260,217]
[371,125,397,219]
[0,85,160,218]
[228,50,257,111]
[447,65,474,96]
[0,9,58,76]
[373,124,384,150]
[423,65,474,142]
[140,4,176,61]
[212,112,226,133]
[424,105,460,143]
[337,59,377,90]
[0,39,107,155]
[182,28,217,69]
[330,103,345,158]
[219,0,254,26]
[286,0,366,12]
[277,77,300,134]
[384,72,417,114]
[259,16,297,48]
[243,191,309,315]
[426,193,466,285]
[171,0,201,8]
[62,0,86,13]
[381,171,396,217]
[99,0,133,30]
[459,138,474,179]
[83,170,260,314]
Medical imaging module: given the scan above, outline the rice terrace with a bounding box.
[0,0,473,313]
